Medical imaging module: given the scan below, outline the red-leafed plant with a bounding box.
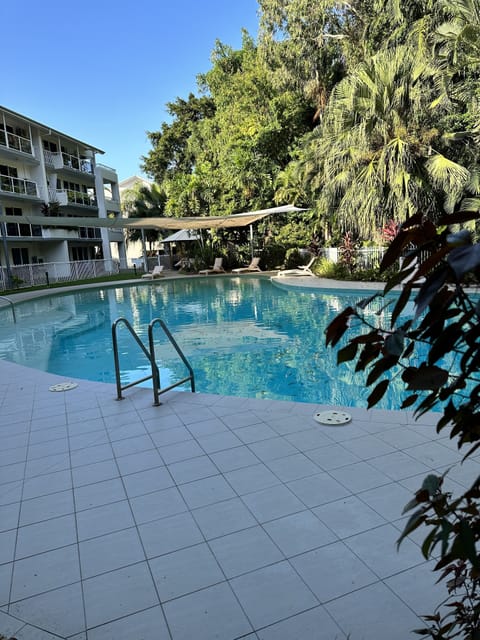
[339,231,357,273]
[381,219,400,244]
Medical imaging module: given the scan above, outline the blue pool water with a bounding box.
[0,276,418,409]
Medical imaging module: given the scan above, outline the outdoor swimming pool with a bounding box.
[0,276,416,409]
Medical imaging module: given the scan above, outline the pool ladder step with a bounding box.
[112,317,195,406]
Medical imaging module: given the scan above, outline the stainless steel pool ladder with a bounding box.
[0,295,16,323]
[112,317,195,406]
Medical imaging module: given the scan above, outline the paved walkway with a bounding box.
[0,356,472,639]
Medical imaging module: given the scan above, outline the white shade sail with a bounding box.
[0,205,307,232]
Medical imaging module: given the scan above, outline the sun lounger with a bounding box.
[141,265,165,279]
[198,258,225,275]
[232,257,262,273]
[275,257,316,277]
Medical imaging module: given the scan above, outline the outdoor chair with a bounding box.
[198,258,225,275]
[141,265,165,279]
[232,257,262,273]
[275,256,316,277]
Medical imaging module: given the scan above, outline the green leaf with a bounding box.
[402,365,449,390]
[384,331,404,356]
[337,342,358,364]
[366,355,398,386]
[421,529,438,560]
[401,394,418,409]
[367,379,389,408]
[457,520,480,569]
[380,231,412,270]
[446,230,472,247]
[402,496,422,514]
[422,474,442,496]
[390,286,411,327]
[325,307,355,347]
[414,268,449,316]
[448,245,480,279]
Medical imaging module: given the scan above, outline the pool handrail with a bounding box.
[0,295,16,323]
[149,318,195,397]
[112,316,195,406]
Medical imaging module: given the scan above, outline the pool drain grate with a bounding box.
[49,382,78,392]
[314,410,351,426]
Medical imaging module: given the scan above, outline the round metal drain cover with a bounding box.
[314,410,351,426]
[49,382,78,392]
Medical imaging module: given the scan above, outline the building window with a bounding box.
[0,165,18,178]
[11,248,29,265]
[0,123,27,138]
[5,207,22,216]
[43,140,58,153]
[5,207,40,237]
[5,207,22,236]
[71,246,91,261]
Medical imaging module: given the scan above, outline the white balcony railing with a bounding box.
[0,129,33,155]
[62,152,93,174]
[47,188,97,207]
[66,189,97,207]
[48,189,68,206]
[43,150,93,174]
[0,174,39,197]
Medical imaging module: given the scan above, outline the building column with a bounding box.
[116,239,128,269]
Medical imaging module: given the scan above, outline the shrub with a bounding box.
[284,247,303,269]
[315,257,349,279]
[260,243,286,270]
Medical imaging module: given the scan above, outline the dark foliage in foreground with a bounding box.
[326,210,480,638]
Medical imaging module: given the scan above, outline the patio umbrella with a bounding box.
[161,229,202,268]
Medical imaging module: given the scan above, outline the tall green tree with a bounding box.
[126,183,167,251]
[270,0,479,241]
[142,94,215,185]
[143,32,313,219]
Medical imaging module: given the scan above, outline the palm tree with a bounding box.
[127,183,167,251]
[435,0,480,70]
[432,0,480,219]
[295,42,471,239]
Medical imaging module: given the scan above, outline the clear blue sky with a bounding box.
[5,0,260,181]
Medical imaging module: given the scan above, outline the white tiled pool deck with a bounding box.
[0,356,474,640]
[0,275,474,639]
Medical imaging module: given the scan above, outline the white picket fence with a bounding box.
[0,259,119,291]
[319,247,387,270]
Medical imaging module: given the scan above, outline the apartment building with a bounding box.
[0,106,127,272]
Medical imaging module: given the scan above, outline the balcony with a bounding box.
[0,129,33,155]
[43,150,93,175]
[96,163,118,181]
[48,188,97,208]
[0,174,40,199]
[40,226,101,240]
[48,189,68,206]
[67,189,97,207]
[104,196,121,213]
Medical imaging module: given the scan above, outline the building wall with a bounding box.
[116,175,154,268]
[0,106,126,270]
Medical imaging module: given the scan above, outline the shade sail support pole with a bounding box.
[141,228,148,272]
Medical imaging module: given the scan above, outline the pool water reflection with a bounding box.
[0,276,419,409]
